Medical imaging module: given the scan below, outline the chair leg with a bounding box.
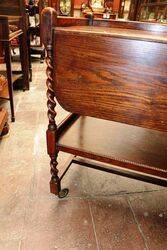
[27,31,32,82]
[4,42,15,122]
[19,33,29,91]
[40,49,45,63]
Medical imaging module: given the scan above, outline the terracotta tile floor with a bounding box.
[0,60,167,250]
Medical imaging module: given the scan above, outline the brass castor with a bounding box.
[58,188,69,198]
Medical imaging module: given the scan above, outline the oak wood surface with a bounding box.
[53,27,167,132]
[54,26,167,43]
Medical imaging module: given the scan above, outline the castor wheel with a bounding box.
[11,117,15,122]
[58,188,69,198]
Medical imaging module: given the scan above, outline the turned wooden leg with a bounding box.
[27,30,32,82]
[45,46,69,198]
[49,153,61,195]
[47,130,69,198]
[46,127,60,195]
[42,7,69,198]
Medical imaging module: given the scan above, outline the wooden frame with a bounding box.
[41,8,167,198]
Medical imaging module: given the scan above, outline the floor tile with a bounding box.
[0,160,34,206]
[22,199,97,250]
[128,191,167,250]
[89,197,146,250]
[0,240,21,250]
[0,195,28,242]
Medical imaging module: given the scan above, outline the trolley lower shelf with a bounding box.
[57,116,167,186]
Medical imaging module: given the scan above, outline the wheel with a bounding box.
[11,117,15,122]
[58,188,69,198]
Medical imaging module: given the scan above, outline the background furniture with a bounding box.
[0,0,30,122]
[81,0,117,19]
[26,0,47,64]
[137,0,167,22]
[0,16,29,121]
[42,8,167,198]
[118,0,131,18]
[127,0,167,21]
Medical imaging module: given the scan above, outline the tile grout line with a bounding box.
[31,188,165,201]
[18,239,22,250]
[88,201,100,250]
[127,197,149,250]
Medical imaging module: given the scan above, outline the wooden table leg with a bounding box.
[27,30,32,82]
[4,41,15,122]
[19,32,30,91]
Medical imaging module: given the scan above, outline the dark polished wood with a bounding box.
[42,7,167,197]
[41,7,61,195]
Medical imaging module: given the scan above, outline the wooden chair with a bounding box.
[0,0,30,122]
[41,8,167,198]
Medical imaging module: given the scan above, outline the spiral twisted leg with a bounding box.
[45,47,61,195]
[42,8,69,198]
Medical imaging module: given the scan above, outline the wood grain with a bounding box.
[53,27,167,132]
